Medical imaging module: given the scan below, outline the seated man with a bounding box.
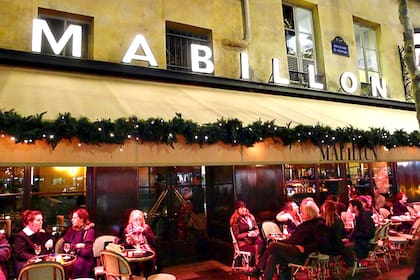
[344,198,375,260]
[246,200,327,280]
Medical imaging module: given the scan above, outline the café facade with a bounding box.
[1,0,420,265]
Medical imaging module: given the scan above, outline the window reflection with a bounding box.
[0,166,87,235]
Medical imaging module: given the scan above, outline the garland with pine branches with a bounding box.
[1,110,419,158]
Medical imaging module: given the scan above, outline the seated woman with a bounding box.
[276,201,302,234]
[123,209,156,277]
[0,230,11,280]
[62,207,95,279]
[14,210,54,275]
[321,200,354,267]
[393,192,409,216]
[230,200,264,263]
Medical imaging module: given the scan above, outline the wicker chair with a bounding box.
[17,261,65,280]
[100,250,145,280]
[93,235,119,279]
[229,227,253,273]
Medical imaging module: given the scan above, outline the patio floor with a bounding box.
[161,258,414,279]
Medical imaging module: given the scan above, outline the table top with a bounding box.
[27,253,77,267]
[267,232,288,241]
[390,215,417,223]
[122,249,155,262]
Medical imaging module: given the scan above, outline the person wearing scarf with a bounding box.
[123,209,157,277]
[62,207,95,278]
[230,200,264,263]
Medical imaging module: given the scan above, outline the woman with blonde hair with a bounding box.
[123,209,156,277]
[124,210,155,250]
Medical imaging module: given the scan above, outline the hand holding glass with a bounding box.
[63,243,71,254]
[34,244,41,255]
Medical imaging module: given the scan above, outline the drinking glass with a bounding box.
[64,243,71,254]
[34,244,41,255]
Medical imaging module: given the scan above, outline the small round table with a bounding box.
[27,253,77,267]
[122,249,155,262]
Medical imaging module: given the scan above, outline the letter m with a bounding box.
[32,19,82,57]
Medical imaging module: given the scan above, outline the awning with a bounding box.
[0,65,418,133]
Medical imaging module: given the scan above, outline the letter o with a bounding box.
[339,72,358,94]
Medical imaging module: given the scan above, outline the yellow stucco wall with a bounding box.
[0,0,416,100]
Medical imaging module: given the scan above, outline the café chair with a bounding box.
[288,252,329,280]
[261,221,282,244]
[100,250,145,280]
[374,222,392,271]
[147,273,176,280]
[407,206,416,216]
[351,229,383,279]
[229,227,253,276]
[379,208,391,219]
[396,217,420,245]
[17,261,65,280]
[93,235,119,279]
[388,235,409,264]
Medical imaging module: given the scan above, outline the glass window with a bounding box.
[284,164,316,202]
[283,4,317,83]
[38,8,92,58]
[372,162,392,194]
[31,167,87,229]
[0,166,86,236]
[354,23,380,83]
[0,167,24,235]
[166,22,212,73]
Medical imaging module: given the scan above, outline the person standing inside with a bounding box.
[123,209,157,277]
[230,200,264,263]
[14,210,54,275]
[0,230,11,280]
[62,207,95,279]
[373,186,386,211]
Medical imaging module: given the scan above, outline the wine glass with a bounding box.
[63,243,71,254]
[34,244,41,256]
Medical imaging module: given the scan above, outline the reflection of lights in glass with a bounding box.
[397,161,410,167]
[53,167,82,176]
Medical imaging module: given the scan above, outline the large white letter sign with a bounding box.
[308,65,324,89]
[122,35,158,66]
[240,52,249,80]
[272,58,289,85]
[414,32,420,70]
[339,72,358,94]
[371,77,387,98]
[32,19,82,57]
[191,44,214,73]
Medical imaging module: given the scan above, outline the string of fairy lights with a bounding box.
[0,110,420,154]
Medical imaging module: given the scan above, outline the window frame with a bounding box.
[38,8,93,59]
[354,23,381,84]
[165,21,213,74]
[283,3,317,83]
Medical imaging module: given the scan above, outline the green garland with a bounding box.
[0,109,419,154]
